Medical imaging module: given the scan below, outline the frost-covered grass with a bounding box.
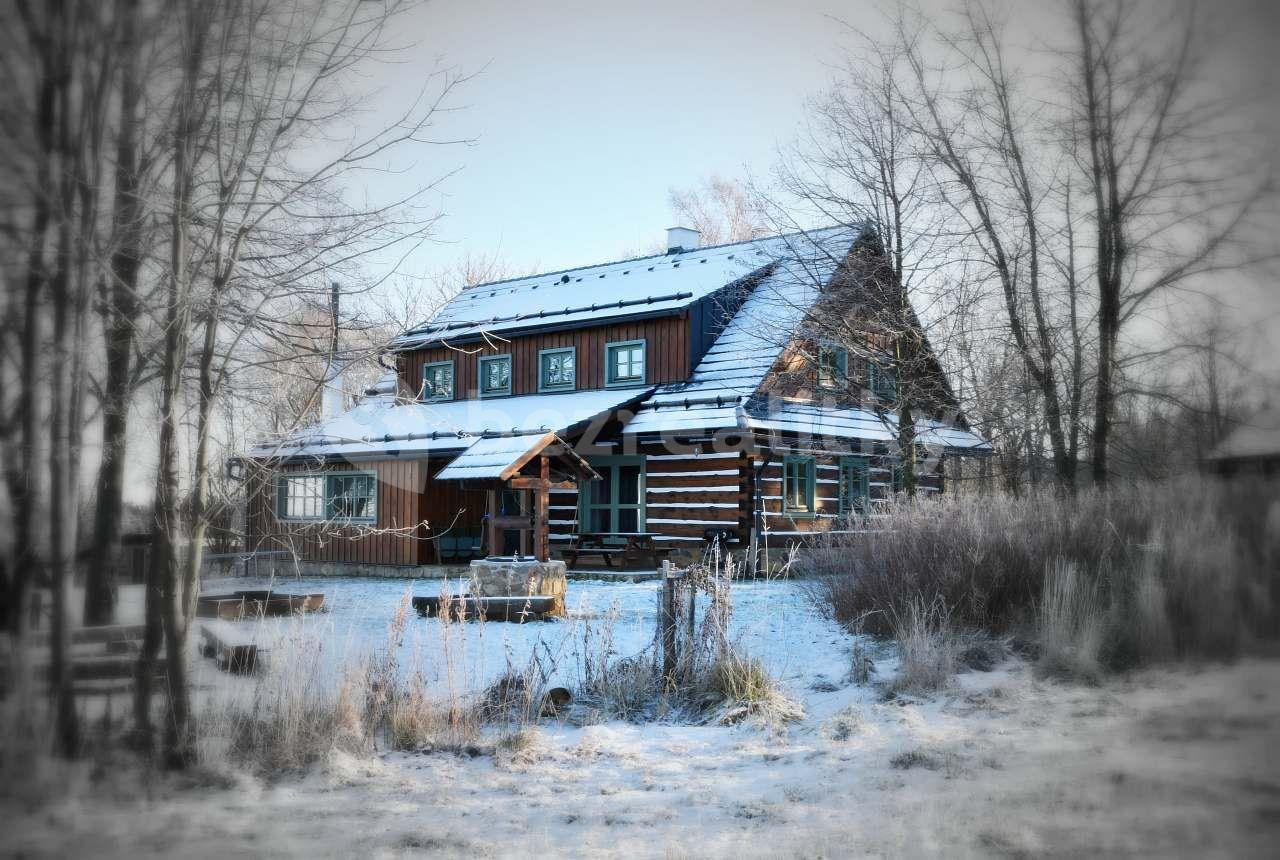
[806,478,1280,675]
[188,565,828,771]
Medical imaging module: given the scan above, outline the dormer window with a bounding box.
[421,360,454,401]
[605,339,646,387]
[539,347,576,392]
[479,354,512,397]
[817,344,848,389]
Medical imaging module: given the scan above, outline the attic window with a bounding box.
[539,347,576,393]
[870,362,898,402]
[605,339,646,387]
[421,360,454,401]
[479,354,512,398]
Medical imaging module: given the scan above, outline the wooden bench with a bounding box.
[561,533,675,570]
[561,545,626,568]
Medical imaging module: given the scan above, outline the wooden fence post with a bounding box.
[661,560,676,682]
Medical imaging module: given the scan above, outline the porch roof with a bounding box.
[434,431,599,482]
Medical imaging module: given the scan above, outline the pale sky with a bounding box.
[349,0,1280,287]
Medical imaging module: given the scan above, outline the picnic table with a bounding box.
[561,532,674,570]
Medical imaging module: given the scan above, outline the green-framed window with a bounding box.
[421,360,454,401]
[277,472,377,523]
[538,347,576,392]
[839,456,871,516]
[605,339,646,387]
[870,361,898,401]
[782,456,816,517]
[817,344,848,389]
[478,354,512,397]
[580,456,645,535]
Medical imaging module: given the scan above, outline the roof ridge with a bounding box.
[439,223,845,300]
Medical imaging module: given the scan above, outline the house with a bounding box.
[1205,405,1280,478]
[243,224,990,572]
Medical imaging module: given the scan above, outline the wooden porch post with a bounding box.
[486,489,498,557]
[535,456,550,562]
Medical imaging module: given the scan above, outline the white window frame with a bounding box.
[276,472,378,523]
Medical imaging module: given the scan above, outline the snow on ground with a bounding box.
[188,574,855,700]
[4,578,1280,858]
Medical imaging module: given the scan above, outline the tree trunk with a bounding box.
[47,0,81,755]
[85,0,144,626]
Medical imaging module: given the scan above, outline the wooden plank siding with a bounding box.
[398,315,691,400]
[246,459,429,566]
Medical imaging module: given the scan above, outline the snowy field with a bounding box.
[190,574,855,700]
[4,577,1279,858]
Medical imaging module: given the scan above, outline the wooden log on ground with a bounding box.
[411,594,556,623]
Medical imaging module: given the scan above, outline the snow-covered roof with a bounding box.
[914,417,993,452]
[1207,406,1280,461]
[251,387,650,461]
[390,229,845,350]
[624,228,856,436]
[745,401,990,453]
[746,401,895,442]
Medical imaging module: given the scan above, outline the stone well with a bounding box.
[468,556,567,617]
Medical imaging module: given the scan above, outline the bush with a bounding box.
[807,478,1279,674]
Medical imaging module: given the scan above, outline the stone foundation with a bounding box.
[468,557,568,617]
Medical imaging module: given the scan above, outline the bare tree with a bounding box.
[133,0,464,765]
[1070,0,1275,485]
[669,176,770,245]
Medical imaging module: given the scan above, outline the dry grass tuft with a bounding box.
[694,649,804,727]
[889,597,956,694]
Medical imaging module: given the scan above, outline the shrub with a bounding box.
[806,477,1279,674]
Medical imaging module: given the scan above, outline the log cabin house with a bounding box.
[244,225,990,572]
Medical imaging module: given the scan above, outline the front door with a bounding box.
[581,456,645,537]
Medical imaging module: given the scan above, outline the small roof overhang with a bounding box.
[435,431,600,482]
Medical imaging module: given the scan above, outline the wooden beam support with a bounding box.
[486,489,498,557]
[536,455,550,562]
[508,477,577,491]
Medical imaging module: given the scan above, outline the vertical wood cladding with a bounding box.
[246,459,429,566]
[399,316,691,400]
